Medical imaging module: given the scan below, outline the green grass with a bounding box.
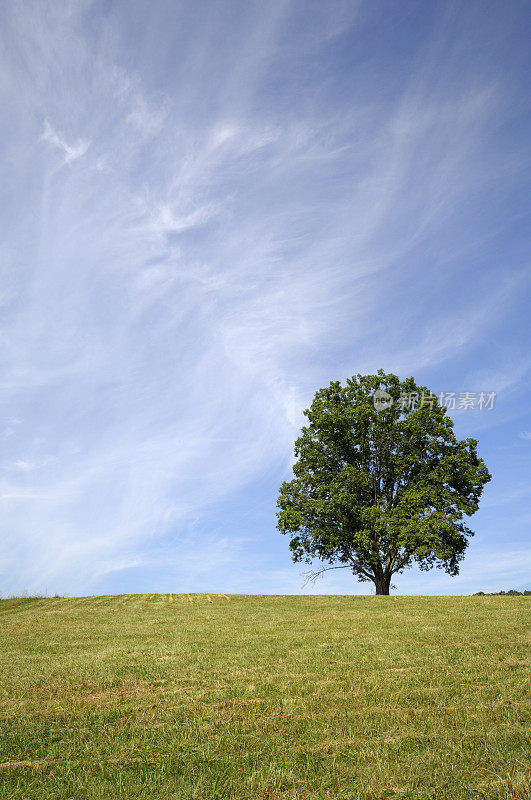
[0,594,529,799]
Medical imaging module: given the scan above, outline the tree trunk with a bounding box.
[374,576,391,595]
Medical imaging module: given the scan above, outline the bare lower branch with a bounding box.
[301,563,374,588]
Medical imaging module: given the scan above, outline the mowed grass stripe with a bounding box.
[0,596,529,800]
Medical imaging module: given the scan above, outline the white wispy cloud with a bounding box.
[41,119,90,164]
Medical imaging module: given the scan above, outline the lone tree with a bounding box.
[277,371,491,595]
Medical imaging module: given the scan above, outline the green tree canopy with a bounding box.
[277,371,491,595]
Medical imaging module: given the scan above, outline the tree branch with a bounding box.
[301,562,374,588]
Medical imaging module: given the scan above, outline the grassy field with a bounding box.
[0,595,529,799]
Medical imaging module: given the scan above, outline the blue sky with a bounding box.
[1,0,530,596]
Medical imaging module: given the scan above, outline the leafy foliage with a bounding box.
[277,371,491,594]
